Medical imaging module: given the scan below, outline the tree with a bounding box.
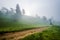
[22,9,25,15]
[49,18,53,25]
[0,7,8,15]
[10,8,14,13]
[42,16,47,21]
[10,8,15,15]
[16,4,21,15]
[13,4,22,22]
[0,11,3,18]
[36,14,40,19]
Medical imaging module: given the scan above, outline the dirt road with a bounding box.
[0,27,49,40]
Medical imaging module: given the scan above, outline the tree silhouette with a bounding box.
[36,14,40,19]
[43,16,47,21]
[13,4,22,22]
[49,18,53,25]
[0,11,3,18]
[16,4,21,15]
[1,7,8,13]
[22,9,25,15]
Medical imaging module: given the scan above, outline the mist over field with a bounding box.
[0,0,60,21]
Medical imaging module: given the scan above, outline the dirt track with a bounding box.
[0,27,49,40]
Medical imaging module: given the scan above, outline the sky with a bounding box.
[0,0,60,21]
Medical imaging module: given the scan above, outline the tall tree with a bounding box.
[22,9,25,15]
[14,4,22,22]
[49,18,53,25]
[16,4,21,15]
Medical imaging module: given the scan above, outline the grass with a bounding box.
[21,25,60,40]
[0,17,49,32]
[0,21,47,33]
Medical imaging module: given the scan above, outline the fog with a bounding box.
[0,0,60,21]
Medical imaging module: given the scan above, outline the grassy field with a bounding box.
[0,16,50,32]
[0,21,49,32]
[21,25,60,40]
[0,22,36,32]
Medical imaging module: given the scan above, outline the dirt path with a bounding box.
[0,27,49,40]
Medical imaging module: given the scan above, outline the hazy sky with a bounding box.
[0,0,60,21]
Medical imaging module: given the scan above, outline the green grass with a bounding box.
[0,21,46,32]
[21,25,60,40]
[0,18,49,32]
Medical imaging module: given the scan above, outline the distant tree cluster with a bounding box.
[0,4,25,22]
[35,14,53,25]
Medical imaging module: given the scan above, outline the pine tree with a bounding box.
[49,18,53,25]
[16,4,21,15]
[22,9,25,15]
[14,4,22,22]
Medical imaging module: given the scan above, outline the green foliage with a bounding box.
[21,26,60,40]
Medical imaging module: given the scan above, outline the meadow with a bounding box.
[0,21,49,33]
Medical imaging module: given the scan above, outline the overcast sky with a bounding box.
[0,0,60,21]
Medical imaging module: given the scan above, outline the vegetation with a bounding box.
[0,3,60,40]
[0,4,59,33]
[0,22,39,32]
[21,25,60,40]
